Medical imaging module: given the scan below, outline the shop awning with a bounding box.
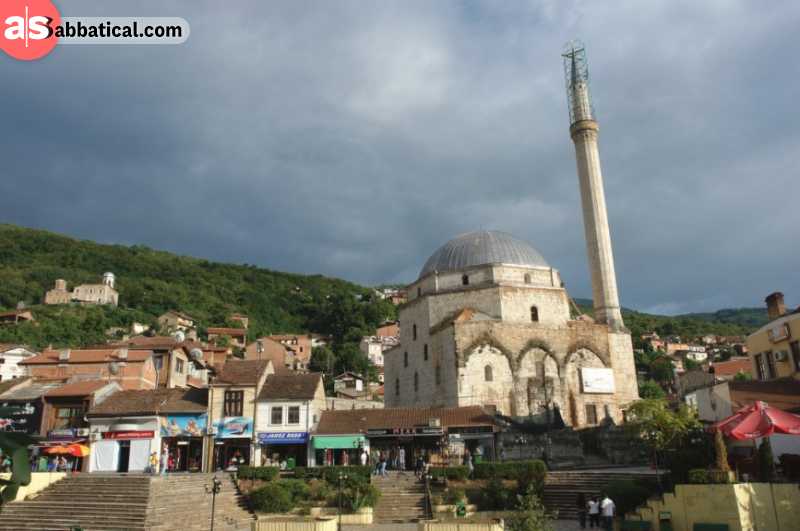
[313,435,364,449]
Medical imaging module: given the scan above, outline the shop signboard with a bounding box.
[102,430,155,440]
[257,432,308,445]
[160,414,207,437]
[48,428,81,440]
[215,416,252,438]
[0,400,41,435]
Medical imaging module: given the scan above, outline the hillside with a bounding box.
[0,224,395,350]
[573,298,767,341]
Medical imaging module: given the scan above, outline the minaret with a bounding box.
[562,42,624,331]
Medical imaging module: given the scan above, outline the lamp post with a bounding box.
[337,472,348,529]
[204,475,222,531]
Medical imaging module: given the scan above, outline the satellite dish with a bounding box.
[173,330,186,343]
[109,362,120,375]
[189,348,203,361]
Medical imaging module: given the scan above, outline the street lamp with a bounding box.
[205,475,222,531]
[337,472,349,528]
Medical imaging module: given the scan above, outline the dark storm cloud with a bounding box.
[1,0,798,313]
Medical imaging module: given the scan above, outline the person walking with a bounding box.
[600,494,615,531]
[379,452,387,477]
[464,450,474,478]
[398,447,406,472]
[587,496,600,528]
[160,443,169,476]
[576,492,587,529]
[360,449,368,467]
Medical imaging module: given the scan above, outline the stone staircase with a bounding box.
[372,471,428,523]
[0,473,254,531]
[542,469,661,521]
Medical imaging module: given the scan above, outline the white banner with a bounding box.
[581,367,615,394]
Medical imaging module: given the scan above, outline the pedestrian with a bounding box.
[576,492,587,529]
[600,494,615,531]
[160,444,169,476]
[588,496,600,528]
[415,454,424,479]
[360,449,368,467]
[466,451,474,478]
[374,451,383,475]
[379,452,387,477]
[398,447,406,472]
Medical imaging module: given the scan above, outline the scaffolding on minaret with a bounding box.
[561,40,594,125]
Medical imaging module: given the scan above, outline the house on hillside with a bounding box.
[0,344,37,381]
[21,348,158,390]
[0,310,34,326]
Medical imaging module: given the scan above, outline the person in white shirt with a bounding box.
[600,495,615,530]
[587,497,600,528]
[360,449,368,466]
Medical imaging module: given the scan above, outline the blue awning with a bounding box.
[257,432,308,445]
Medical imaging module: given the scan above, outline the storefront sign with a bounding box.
[215,416,252,438]
[581,367,616,394]
[102,430,155,440]
[161,414,207,437]
[258,432,308,445]
[0,400,41,435]
[368,426,444,436]
[48,428,80,440]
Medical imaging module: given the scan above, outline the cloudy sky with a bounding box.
[2,0,798,314]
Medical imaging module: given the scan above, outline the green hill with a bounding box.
[0,224,395,350]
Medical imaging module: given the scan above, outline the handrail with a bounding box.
[423,473,433,520]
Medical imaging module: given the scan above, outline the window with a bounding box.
[791,341,800,372]
[288,406,300,425]
[530,306,539,322]
[53,406,84,429]
[423,344,428,361]
[417,287,421,297]
[435,365,441,385]
[404,351,408,367]
[766,351,777,379]
[585,404,598,425]
[175,358,184,374]
[462,274,469,286]
[412,324,417,341]
[270,406,283,425]
[524,273,531,284]
[484,365,493,382]
[414,372,419,392]
[224,390,244,417]
[395,378,400,396]
[755,353,765,380]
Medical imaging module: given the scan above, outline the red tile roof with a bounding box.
[316,405,497,435]
[21,349,152,365]
[711,358,753,377]
[45,380,113,397]
[87,388,207,417]
[207,327,247,337]
[258,373,322,400]
[213,360,270,385]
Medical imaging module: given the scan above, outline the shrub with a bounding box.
[308,479,334,502]
[429,466,470,481]
[758,438,775,482]
[250,482,293,513]
[279,479,310,503]
[688,469,709,484]
[517,460,547,497]
[294,466,371,483]
[444,487,466,505]
[507,485,554,531]
[238,466,279,481]
[340,475,380,512]
[604,479,658,518]
[473,460,547,481]
[480,476,514,511]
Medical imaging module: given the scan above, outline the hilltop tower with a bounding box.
[563,42,624,331]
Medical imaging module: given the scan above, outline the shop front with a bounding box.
[312,435,366,467]
[212,416,253,470]
[89,418,159,473]
[160,414,207,472]
[40,427,90,472]
[257,431,309,468]
[366,426,446,469]
[447,426,496,464]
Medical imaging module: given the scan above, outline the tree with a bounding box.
[758,438,775,482]
[714,429,731,473]
[507,484,554,531]
[733,371,751,382]
[626,399,700,491]
[310,346,335,375]
[683,358,702,372]
[648,356,675,384]
[638,379,666,400]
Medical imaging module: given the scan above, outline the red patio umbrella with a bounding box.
[713,401,800,440]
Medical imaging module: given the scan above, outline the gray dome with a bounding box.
[419,231,549,279]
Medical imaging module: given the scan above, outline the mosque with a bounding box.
[383,45,640,427]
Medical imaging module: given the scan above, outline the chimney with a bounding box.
[765,292,786,320]
[117,348,128,360]
[58,349,70,362]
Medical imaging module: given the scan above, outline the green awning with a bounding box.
[313,435,365,449]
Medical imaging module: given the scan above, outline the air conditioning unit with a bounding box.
[774,351,789,362]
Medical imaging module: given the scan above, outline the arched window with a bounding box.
[395,378,400,396]
[524,273,531,284]
[462,274,469,286]
[414,372,419,392]
[423,344,428,361]
[404,351,408,367]
[435,365,441,385]
[412,324,417,341]
[530,306,539,322]
[484,365,493,382]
